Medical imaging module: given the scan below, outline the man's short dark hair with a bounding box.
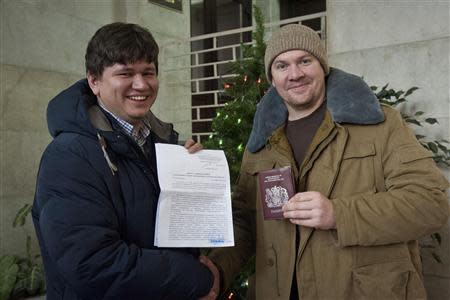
[85,22,159,78]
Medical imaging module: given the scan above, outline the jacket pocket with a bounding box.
[393,144,448,190]
[352,260,412,300]
[242,160,276,214]
[234,160,276,215]
[396,145,432,164]
[331,143,376,197]
[342,142,375,159]
[242,160,276,175]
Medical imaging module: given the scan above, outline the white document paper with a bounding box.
[154,143,234,248]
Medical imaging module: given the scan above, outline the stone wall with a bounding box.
[0,0,191,257]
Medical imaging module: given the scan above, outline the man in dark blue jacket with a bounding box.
[33,22,219,300]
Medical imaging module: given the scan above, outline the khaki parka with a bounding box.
[210,105,449,300]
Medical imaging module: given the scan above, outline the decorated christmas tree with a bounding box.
[203,5,269,186]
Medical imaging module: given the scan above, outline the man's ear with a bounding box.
[87,72,100,96]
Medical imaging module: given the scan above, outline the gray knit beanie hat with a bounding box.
[264,24,329,82]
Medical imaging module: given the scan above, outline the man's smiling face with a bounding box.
[88,61,159,125]
[271,49,326,120]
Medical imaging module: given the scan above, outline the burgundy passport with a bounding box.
[257,166,295,220]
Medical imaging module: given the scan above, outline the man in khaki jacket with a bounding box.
[209,24,449,300]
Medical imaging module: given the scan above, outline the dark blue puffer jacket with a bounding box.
[32,79,213,300]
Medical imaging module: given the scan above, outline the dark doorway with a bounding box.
[280,0,326,30]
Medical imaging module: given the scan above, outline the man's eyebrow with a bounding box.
[114,65,156,72]
[273,58,286,64]
[273,54,313,64]
[113,66,133,72]
[134,65,157,71]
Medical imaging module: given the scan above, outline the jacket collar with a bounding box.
[88,103,178,144]
[246,68,384,153]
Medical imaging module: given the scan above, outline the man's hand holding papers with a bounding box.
[154,143,234,248]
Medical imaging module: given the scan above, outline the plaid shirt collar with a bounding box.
[97,99,151,147]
